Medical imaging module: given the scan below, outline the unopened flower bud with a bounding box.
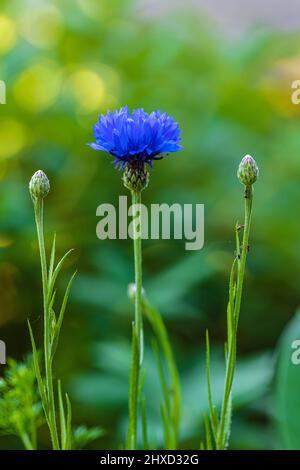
[237,155,259,187]
[123,165,149,192]
[29,170,50,201]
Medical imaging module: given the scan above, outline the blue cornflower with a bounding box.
[88,106,182,170]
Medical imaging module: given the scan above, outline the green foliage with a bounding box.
[143,297,181,449]
[28,192,102,450]
[29,195,77,449]
[0,356,43,450]
[72,425,104,450]
[205,190,254,449]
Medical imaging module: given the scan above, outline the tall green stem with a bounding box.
[127,189,143,449]
[233,186,252,326]
[132,190,143,346]
[34,199,60,450]
[216,186,253,450]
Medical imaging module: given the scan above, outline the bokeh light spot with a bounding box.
[14,61,62,112]
[0,119,26,159]
[77,0,105,18]
[68,69,106,114]
[0,236,12,248]
[0,15,17,54]
[19,4,63,49]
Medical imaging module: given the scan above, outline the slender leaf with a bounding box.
[48,233,56,285]
[72,426,104,450]
[65,394,72,450]
[27,320,48,417]
[51,271,77,357]
[161,402,171,449]
[141,397,149,450]
[152,339,170,415]
[205,330,218,440]
[204,414,213,450]
[58,380,67,450]
[143,298,181,441]
[126,323,139,449]
[47,249,74,304]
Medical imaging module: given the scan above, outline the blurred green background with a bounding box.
[1,0,300,450]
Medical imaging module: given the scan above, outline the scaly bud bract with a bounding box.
[237,155,259,187]
[29,170,50,201]
[123,165,149,192]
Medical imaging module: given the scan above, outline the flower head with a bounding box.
[88,106,182,171]
[29,170,50,201]
[237,155,259,187]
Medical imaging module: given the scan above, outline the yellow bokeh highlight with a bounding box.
[68,69,106,114]
[0,119,26,159]
[0,236,12,248]
[261,56,300,118]
[0,15,17,54]
[77,0,105,19]
[19,4,62,48]
[14,61,62,112]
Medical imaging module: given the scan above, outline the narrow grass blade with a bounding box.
[223,393,232,449]
[49,290,56,317]
[228,257,237,340]
[58,380,67,450]
[48,233,56,285]
[205,330,218,441]
[51,271,77,357]
[141,397,149,450]
[65,393,72,450]
[152,339,170,416]
[126,323,139,450]
[235,222,241,261]
[152,338,176,448]
[138,368,146,401]
[47,249,74,304]
[27,320,49,416]
[143,299,181,443]
[161,402,171,449]
[204,414,213,450]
